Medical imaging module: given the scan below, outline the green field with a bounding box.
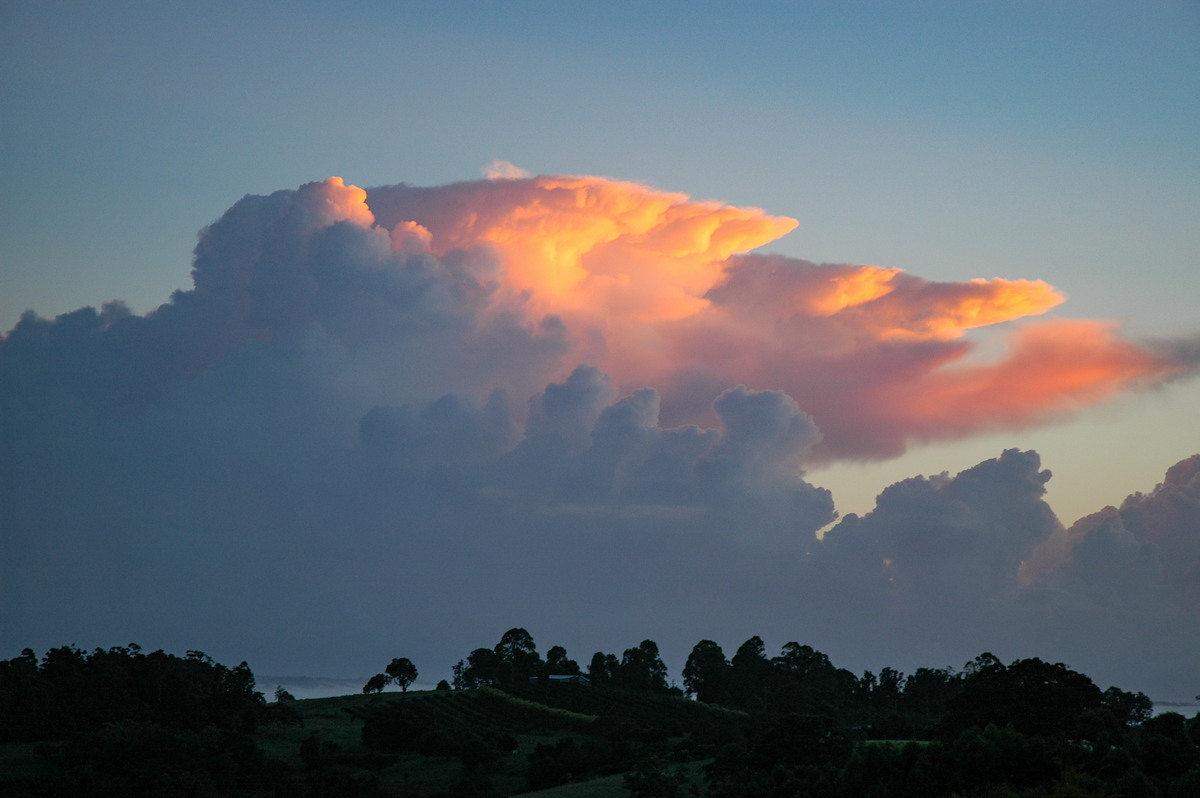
[243,684,736,796]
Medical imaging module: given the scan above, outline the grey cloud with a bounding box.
[702,385,823,499]
[1066,510,1165,606]
[820,449,1059,606]
[483,367,833,525]
[1059,454,1200,607]
[805,451,1200,696]
[526,364,617,450]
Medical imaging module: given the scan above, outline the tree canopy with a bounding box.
[385,657,419,693]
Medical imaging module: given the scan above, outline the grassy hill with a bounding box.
[245,683,739,796]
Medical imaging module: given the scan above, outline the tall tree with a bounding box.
[729,636,773,710]
[618,640,669,692]
[775,642,832,677]
[682,640,730,704]
[495,628,542,682]
[874,667,905,710]
[588,652,619,685]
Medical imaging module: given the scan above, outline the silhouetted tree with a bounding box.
[363,673,389,694]
[899,666,958,723]
[729,636,773,710]
[0,644,267,742]
[858,669,877,699]
[453,648,500,689]
[385,657,418,693]
[774,642,832,676]
[873,667,905,711]
[962,651,1003,675]
[495,628,542,682]
[1101,685,1153,726]
[943,656,1102,739]
[768,642,858,715]
[683,640,730,704]
[588,652,619,685]
[540,645,581,678]
[617,640,669,692]
[1138,711,1195,778]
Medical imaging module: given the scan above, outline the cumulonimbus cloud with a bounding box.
[2,172,1197,697]
[8,173,1189,460]
[27,172,1177,462]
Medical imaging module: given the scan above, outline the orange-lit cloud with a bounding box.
[303,176,376,229]
[895,319,1178,432]
[851,275,1065,341]
[347,173,1197,461]
[688,269,1183,459]
[182,174,1195,460]
[368,175,796,322]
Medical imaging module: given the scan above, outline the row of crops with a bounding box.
[503,680,747,739]
[359,686,595,756]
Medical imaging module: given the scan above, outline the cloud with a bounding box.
[7,172,1187,459]
[482,160,531,180]
[1,172,1197,698]
[664,256,1187,459]
[363,174,797,326]
[1053,454,1200,607]
[807,451,1200,693]
[471,365,831,515]
[817,449,1061,619]
[700,385,823,500]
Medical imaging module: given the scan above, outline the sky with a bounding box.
[2,2,1199,700]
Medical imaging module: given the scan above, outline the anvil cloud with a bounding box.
[2,174,1197,697]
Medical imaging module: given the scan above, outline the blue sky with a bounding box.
[2,2,1199,694]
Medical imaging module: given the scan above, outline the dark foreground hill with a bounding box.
[2,643,1199,796]
[256,683,745,796]
[0,653,739,797]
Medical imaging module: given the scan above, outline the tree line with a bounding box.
[362,629,1198,796]
[443,628,669,692]
[3,633,1198,796]
[379,627,1159,739]
[0,644,317,796]
[0,644,268,743]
